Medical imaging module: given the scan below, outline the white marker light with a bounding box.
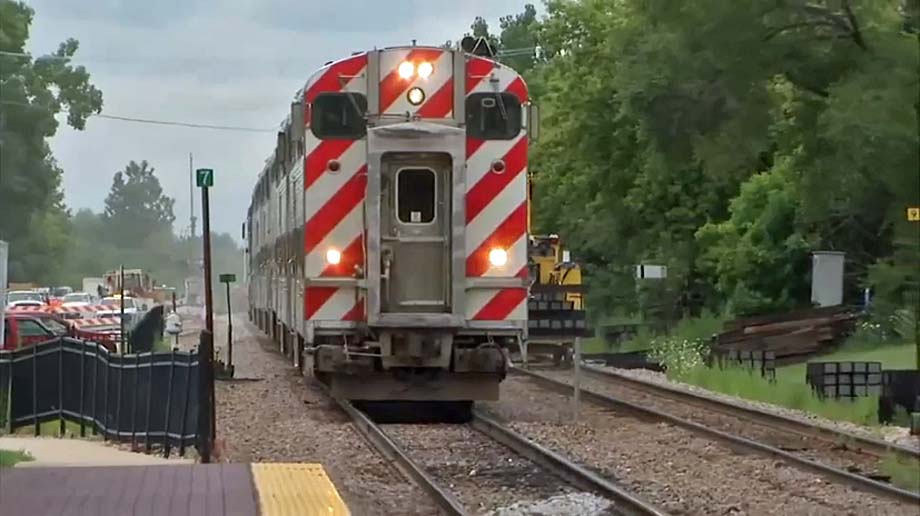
[417,61,434,79]
[398,61,415,79]
[407,87,426,105]
[488,248,508,267]
[325,248,342,265]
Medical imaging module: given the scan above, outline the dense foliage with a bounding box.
[475,1,919,320]
[0,0,102,281]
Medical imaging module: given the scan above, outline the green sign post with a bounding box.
[196,168,214,188]
[219,273,236,283]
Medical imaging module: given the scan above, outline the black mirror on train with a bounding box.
[241,222,246,240]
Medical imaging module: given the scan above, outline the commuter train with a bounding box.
[245,39,538,407]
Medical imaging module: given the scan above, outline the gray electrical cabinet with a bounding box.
[811,251,845,307]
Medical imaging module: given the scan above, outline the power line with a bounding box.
[0,100,274,133]
[93,114,275,133]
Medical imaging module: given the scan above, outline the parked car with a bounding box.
[5,290,46,309]
[2,312,67,350]
[61,292,95,307]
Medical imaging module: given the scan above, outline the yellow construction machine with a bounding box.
[523,175,590,366]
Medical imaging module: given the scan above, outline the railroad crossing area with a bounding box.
[0,462,351,516]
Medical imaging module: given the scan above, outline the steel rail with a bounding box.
[515,368,920,505]
[334,398,467,515]
[471,410,668,516]
[581,364,920,461]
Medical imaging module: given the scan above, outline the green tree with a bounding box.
[102,160,176,243]
[0,0,103,282]
[531,0,918,319]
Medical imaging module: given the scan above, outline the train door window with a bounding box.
[466,92,522,140]
[396,168,436,224]
[311,93,367,139]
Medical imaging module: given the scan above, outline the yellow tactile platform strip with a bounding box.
[251,463,350,516]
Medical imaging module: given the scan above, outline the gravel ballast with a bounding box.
[383,423,614,515]
[482,375,917,515]
[602,366,918,452]
[538,368,892,479]
[215,314,438,515]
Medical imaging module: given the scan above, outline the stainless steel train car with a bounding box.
[245,40,538,405]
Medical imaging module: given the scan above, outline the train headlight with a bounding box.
[407,87,425,106]
[417,61,434,79]
[325,248,342,265]
[398,61,414,79]
[488,248,508,267]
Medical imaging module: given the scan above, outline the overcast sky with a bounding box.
[24,0,532,241]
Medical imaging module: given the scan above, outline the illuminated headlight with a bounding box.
[488,248,508,267]
[398,61,414,79]
[325,248,342,265]
[407,87,425,106]
[417,61,434,79]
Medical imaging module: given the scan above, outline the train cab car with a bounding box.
[247,41,539,407]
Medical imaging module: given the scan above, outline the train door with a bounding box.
[380,153,451,313]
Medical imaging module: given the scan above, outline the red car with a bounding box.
[2,312,68,350]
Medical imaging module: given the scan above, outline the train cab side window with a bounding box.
[311,93,367,139]
[466,93,522,140]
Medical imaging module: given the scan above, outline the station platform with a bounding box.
[0,462,350,516]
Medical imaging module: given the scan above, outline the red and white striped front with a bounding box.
[464,56,529,322]
[303,53,368,323]
[378,48,454,119]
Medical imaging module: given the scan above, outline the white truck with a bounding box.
[82,277,105,301]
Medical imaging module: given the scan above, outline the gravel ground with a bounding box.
[538,368,887,479]
[603,366,918,452]
[215,313,440,515]
[481,375,917,515]
[383,423,615,515]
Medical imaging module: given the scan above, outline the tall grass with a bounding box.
[675,365,880,426]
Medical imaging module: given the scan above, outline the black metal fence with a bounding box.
[805,361,883,400]
[709,349,777,380]
[0,333,214,458]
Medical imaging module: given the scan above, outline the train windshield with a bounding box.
[311,93,367,139]
[466,92,522,140]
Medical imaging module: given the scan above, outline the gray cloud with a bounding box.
[23,0,534,240]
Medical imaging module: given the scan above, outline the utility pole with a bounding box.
[119,265,126,354]
[189,153,197,239]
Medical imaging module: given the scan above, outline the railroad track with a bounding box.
[515,366,920,506]
[334,397,667,515]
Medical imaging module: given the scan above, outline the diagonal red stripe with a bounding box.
[321,234,364,277]
[305,287,337,319]
[415,79,454,118]
[305,55,367,103]
[505,77,528,103]
[342,297,365,321]
[466,202,528,277]
[465,136,527,223]
[304,165,367,254]
[466,57,494,93]
[473,288,527,320]
[380,49,445,112]
[305,139,355,189]
[466,137,486,159]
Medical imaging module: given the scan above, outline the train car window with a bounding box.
[466,93,522,140]
[311,93,367,139]
[396,168,436,224]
